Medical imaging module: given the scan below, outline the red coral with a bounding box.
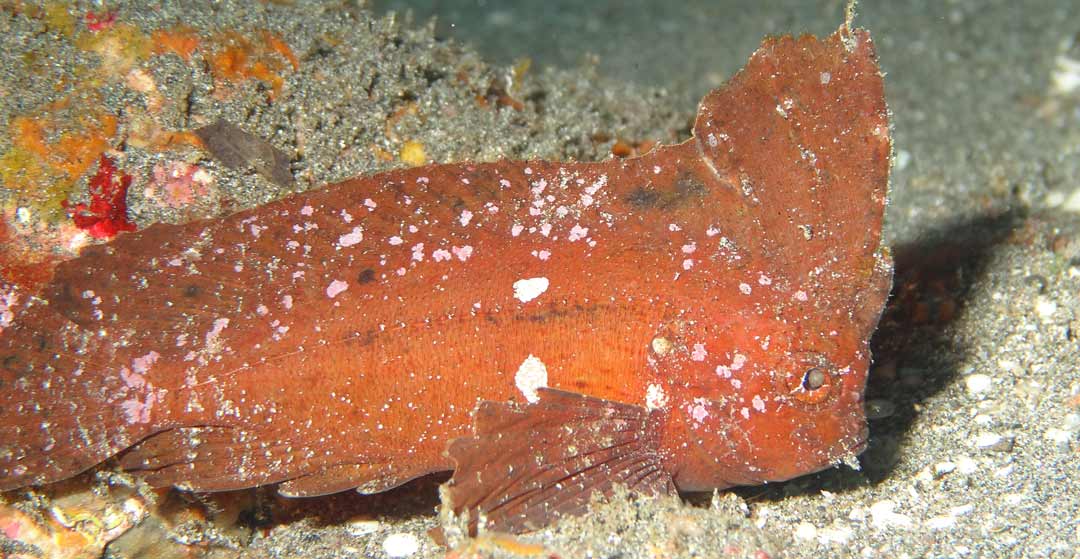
[63,155,137,239]
[84,11,116,32]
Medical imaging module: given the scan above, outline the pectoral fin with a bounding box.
[442,388,674,534]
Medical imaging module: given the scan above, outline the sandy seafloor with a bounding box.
[0,0,1078,558]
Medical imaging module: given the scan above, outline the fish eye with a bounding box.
[801,367,827,390]
[772,353,838,407]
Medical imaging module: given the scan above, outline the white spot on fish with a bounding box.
[389,236,403,245]
[337,226,364,248]
[364,198,377,210]
[513,277,549,303]
[682,243,696,254]
[691,343,707,361]
[432,249,452,262]
[568,224,589,242]
[300,205,314,216]
[645,384,669,410]
[326,279,349,299]
[739,283,752,295]
[794,290,808,301]
[411,243,425,262]
[752,395,766,413]
[511,224,524,237]
[282,295,293,309]
[683,259,694,270]
[452,245,473,261]
[515,355,548,404]
[690,398,710,424]
[758,273,772,286]
[459,209,473,226]
[669,223,682,232]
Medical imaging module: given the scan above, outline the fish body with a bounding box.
[0,27,891,532]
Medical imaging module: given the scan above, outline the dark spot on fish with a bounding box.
[2,354,19,375]
[674,173,706,200]
[626,187,661,208]
[32,334,48,353]
[342,329,378,347]
[626,173,707,210]
[357,269,376,284]
[184,284,201,298]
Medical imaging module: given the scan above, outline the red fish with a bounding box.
[0,24,891,533]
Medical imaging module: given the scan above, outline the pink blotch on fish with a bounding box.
[325,280,349,299]
[452,246,474,262]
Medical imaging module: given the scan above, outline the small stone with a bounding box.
[346,519,380,536]
[869,500,912,529]
[864,398,896,420]
[974,432,1014,452]
[1034,296,1058,320]
[964,374,993,395]
[818,524,853,545]
[926,515,956,530]
[956,456,979,474]
[1002,493,1025,506]
[794,521,818,541]
[1044,427,1073,447]
[933,461,956,478]
[994,463,1016,478]
[382,533,420,558]
[950,504,974,517]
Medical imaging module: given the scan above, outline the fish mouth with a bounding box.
[836,423,871,466]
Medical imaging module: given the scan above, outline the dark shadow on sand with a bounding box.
[713,209,1025,505]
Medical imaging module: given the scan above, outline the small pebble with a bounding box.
[974,432,1013,451]
[965,373,993,395]
[818,524,853,545]
[1044,427,1072,447]
[1002,493,1025,506]
[869,500,912,529]
[956,456,979,474]
[345,519,380,536]
[865,399,896,420]
[926,515,956,530]
[382,533,420,558]
[794,521,817,541]
[933,461,956,478]
[1034,296,1058,320]
[950,504,974,516]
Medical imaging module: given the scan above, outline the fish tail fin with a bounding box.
[0,279,151,491]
